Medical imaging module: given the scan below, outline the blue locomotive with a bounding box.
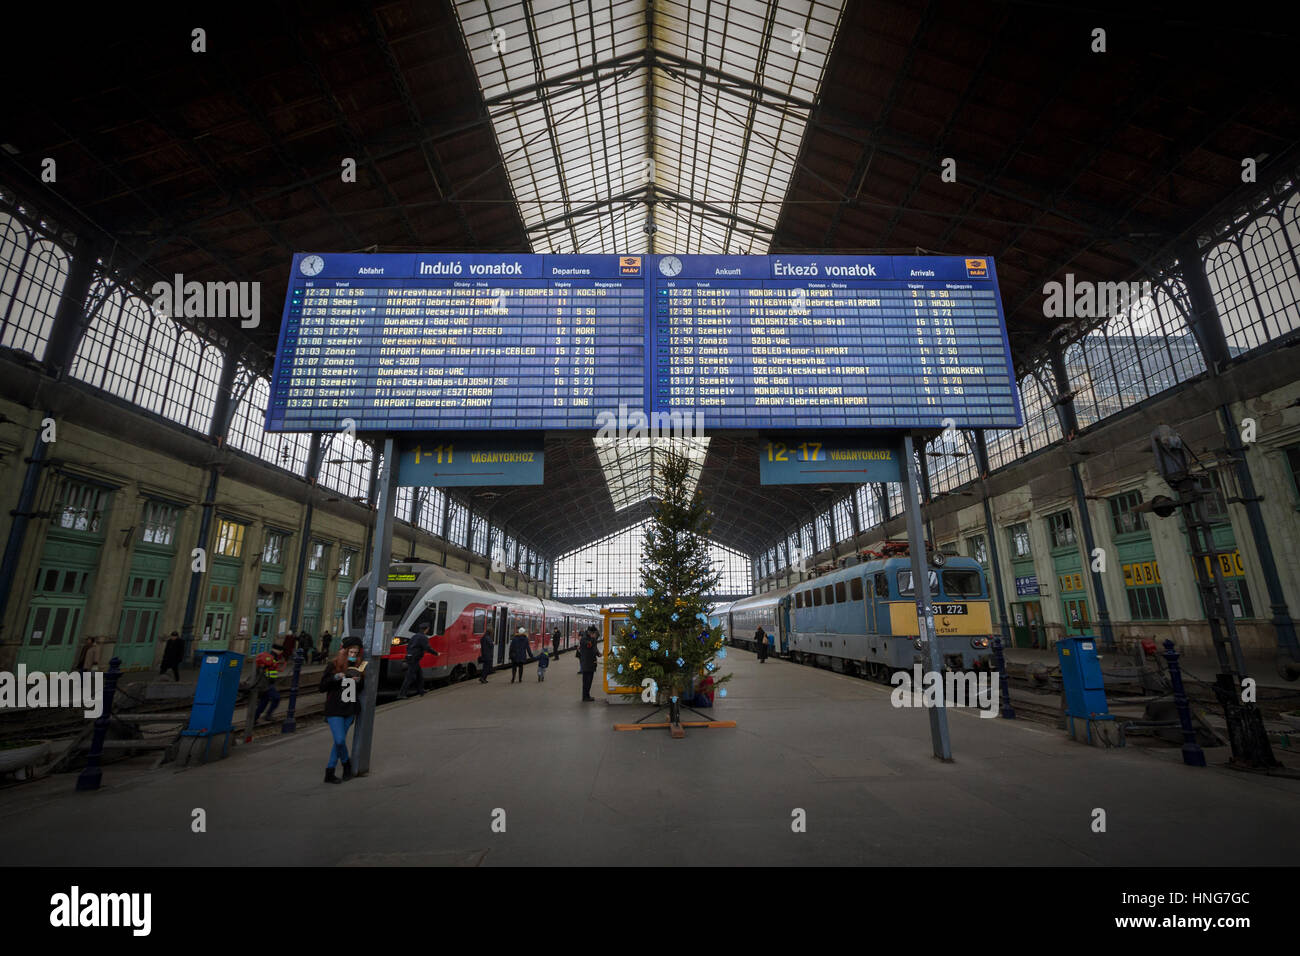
[724,555,993,677]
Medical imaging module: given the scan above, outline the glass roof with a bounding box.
[454,0,844,254]
[454,0,843,514]
[593,436,710,511]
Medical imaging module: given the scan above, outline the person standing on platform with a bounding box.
[552,627,561,658]
[298,630,314,664]
[400,624,439,698]
[478,631,494,683]
[508,626,530,683]
[755,626,769,663]
[282,630,297,661]
[320,637,365,783]
[159,631,184,681]
[318,631,333,663]
[577,626,601,702]
[76,635,101,673]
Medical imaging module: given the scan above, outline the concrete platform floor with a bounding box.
[1,651,1296,866]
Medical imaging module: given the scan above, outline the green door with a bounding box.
[198,558,241,653]
[19,533,102,672]
[23,595,87,673]
[302,575,324,638]
[251,604,276,655]
[1009,600,1045,648]
[115,546,174,670]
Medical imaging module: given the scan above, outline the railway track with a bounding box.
[753,645,1300,730]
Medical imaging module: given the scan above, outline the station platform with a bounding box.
[1,650,1297,867]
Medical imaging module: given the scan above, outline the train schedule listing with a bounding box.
[265,253,646,432]
[649,254,1022,430]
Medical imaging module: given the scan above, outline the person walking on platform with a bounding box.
[509,626,530,683]
[478,631,494,683]
[320,637,365,783]
[318,631,333,663]
[400,624,439,698]
[537,648,550,682]
[253,645,285,723]
[159,630,184,681]
[577,626,601,702]
[755,626,769,663]
[282,631,297,661]
[298,630,314,664]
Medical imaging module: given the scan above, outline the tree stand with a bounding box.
[619,695,718,737]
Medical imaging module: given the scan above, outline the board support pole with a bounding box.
[901,433,953,761]
[354,436,398,776]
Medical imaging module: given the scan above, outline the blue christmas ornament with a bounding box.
[649,640,660,651]
[720,688,728,698]
[676,657,685,667]
[646,587,655,596]
[670,612,678,621]
[633,609,641,619]
[717,649,727,660]
[709,616,719,627]
[617,664,623,674]
[671,696,678,703]
[706,662,715,672]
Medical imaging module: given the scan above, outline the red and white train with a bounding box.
[344,561,602,687]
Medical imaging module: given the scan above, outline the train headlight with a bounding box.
[970,637,989,649]
[391,637,405,646]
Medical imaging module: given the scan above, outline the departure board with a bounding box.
[265,253,1021,432]
[266,254,645,431]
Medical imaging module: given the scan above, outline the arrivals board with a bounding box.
[264,253,1022,433]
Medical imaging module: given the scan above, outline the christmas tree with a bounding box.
[607,450,731,724]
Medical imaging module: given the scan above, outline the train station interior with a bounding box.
[1,0,1298,900]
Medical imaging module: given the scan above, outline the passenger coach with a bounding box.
[345,562,601,687]
[725,555,993,677]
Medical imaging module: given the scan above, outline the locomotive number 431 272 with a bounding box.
[936,604,967,615]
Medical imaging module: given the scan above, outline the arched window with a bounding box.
[0,216,69,360]
[102,291,150,403]
[227,367,309,475]
[466,512,483,553]
[926,427,976,494]
[164,328,222,434]
[1018,368,1062,456]
[394,486,416,524]
[135,304,176,415]
[319,433,373,500]
[1239,211,1300,345]
[1207,237,1263,356]
[833,498,853,541]
[415,487,446,536]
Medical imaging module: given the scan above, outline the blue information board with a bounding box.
[757,436,903,485]
[265,253,1021,433]
[396,435,544,487]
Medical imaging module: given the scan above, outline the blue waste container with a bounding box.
[185,650,244,736]
[1057,636,1109,719]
